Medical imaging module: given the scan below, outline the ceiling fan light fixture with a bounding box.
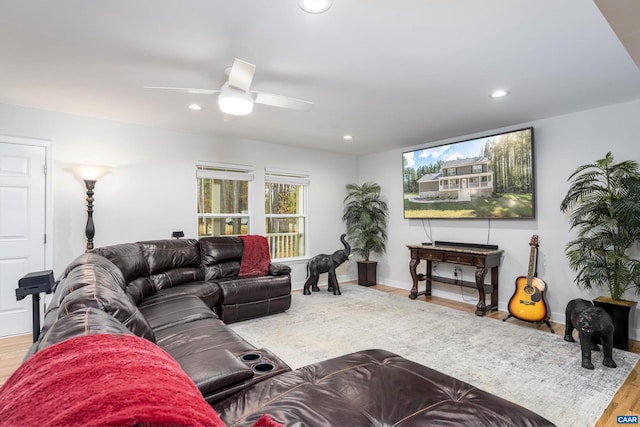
[298,0,332,14]
[218,84,254,115]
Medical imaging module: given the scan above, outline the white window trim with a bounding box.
[196,161,254,237]
[265,168,310,260]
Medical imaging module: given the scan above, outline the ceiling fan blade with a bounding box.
[254,92,314,111]
[227,59,256,91]
[144,86,219,95]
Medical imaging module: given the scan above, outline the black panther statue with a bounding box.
[564,298,616,370]
[303,234,350,296]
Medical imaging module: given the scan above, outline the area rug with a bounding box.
[229,285,639,427]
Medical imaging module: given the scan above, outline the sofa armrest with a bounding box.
[178,349,254,398]
[269,263,291,276]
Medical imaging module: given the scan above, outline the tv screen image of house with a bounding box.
[403,127,535,219]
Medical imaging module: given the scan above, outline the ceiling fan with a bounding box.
[145,58,314,117]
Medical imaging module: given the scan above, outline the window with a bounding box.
[197,162,253,237]
[265,168,309,260]
[445,168,457,176]
[472,164,483,173]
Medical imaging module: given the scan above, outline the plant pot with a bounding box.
[357,261,377,287]
[592,296,637,351]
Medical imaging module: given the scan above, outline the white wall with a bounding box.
[2,100,639,339]
[0,103,358,289]
[358,100,640,339]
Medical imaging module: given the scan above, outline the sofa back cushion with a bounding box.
[35,308,133,353]
[139,239,201,273]
[200,237,243,280]
[54,264,126,306]
[138,239,205,290]
[150,268,206,290]
[126,277,157,306]
[59,284,155,342]
[92,243,149,284]
[58,252,126,291]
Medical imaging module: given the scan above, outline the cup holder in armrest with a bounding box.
[238,348,290,383]
[239,352,274,372]
[241,353,261,361]
[253,362,274,372]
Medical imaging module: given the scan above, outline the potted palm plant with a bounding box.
[343,182,389,287]
[560,152,640,350]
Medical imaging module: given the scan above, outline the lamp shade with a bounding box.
[217,84,254,116]
[68,164,111,182]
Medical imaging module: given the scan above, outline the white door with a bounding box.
[0,142,47,337]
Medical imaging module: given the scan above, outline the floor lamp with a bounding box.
[70,165,110,252]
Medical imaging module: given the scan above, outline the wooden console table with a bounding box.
[407,243,504,316]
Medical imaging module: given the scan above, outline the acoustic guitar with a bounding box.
[507,235,549,323]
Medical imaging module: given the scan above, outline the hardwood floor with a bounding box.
[0,285,637,426]
[0,334,31,386]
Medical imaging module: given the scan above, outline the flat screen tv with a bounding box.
[403,127,535,219]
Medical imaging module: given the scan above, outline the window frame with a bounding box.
[264,167,310,261]
[196,161,254,238]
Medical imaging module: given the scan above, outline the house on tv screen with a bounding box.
[417,156,494,201]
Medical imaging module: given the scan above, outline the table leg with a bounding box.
[425,260,432,296]
[490,266,499,311]
[409,257,419,299]
[474,267,488,316]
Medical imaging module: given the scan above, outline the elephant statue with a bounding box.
[303,234,350,296]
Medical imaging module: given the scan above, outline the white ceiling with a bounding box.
[0,0,639,156]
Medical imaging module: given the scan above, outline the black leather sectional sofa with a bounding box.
[14,236,554,426]
[28,237,293,404]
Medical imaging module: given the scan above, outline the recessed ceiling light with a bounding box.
[343,135,353,141]
[489,89,510,99]
[188,103,203,111]
[298,0,332,14]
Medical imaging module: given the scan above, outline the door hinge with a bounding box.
[43,164,48,175]
[44,234,47,244]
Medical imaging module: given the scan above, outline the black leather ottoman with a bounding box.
[214,349,555,427]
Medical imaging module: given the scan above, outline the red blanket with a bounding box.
[239,235,271,277]
[0,334,224,426]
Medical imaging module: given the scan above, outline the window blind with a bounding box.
[196,161,254,181]
[264,167,310,186]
